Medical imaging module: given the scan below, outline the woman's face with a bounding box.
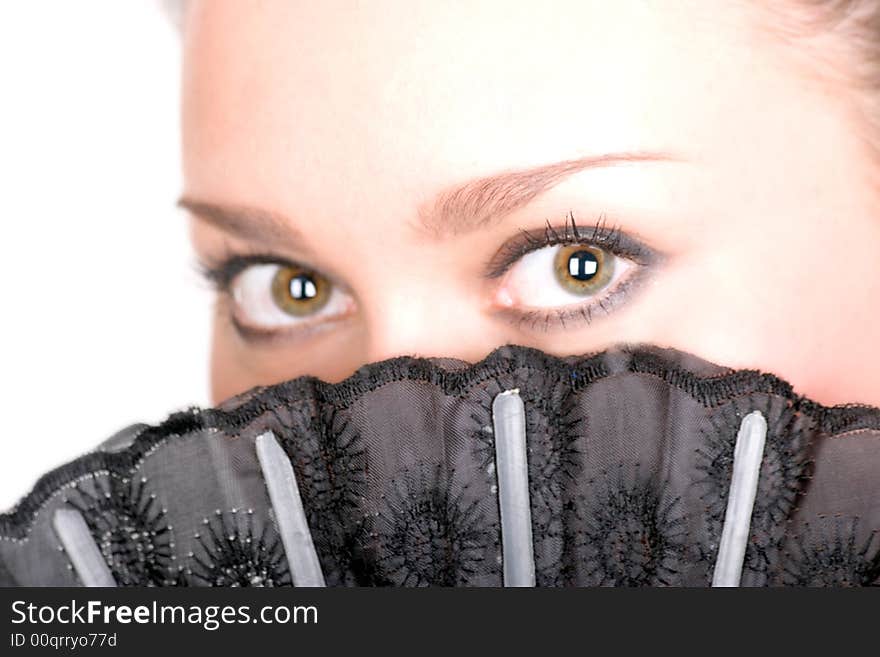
[180,0,880,407]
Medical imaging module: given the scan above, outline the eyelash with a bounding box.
[498,271,642,333]
[195,211,659,337]
[484,211,652,279]
[485,211,659,332]
[197,250,299,294]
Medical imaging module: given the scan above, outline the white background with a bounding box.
[0,1,211,509]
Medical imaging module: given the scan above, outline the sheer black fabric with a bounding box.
[1,344,878,586]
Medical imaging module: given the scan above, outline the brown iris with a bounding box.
[270,265,331,316]
[552,245,614,295]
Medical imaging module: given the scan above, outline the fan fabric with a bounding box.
[1,344,878,587]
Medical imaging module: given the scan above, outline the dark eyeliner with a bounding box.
[196,252,301,292]
[483,211,660,280]
[486,211,664,332]
[495,272,645,333]
[195,251,355,345]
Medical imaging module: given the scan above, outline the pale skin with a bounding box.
[179,0,880,407]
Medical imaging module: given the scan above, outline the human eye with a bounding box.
[486,212,662,331]
[198,253,356,341]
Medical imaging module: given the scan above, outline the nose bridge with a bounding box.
[360,281,495,365]
[341,216,502,365]
[363,290,450,362]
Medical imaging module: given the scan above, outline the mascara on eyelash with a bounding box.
[483,211,657,280]
[195,252,302,292]
[494,266,649,334]
[200,213,660,341]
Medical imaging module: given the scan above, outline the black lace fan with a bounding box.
[1,344,879,587]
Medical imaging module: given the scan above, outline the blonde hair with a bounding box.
[756,1,880,164]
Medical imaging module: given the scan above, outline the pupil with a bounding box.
[289,274,318,300]
[567,250,599,281]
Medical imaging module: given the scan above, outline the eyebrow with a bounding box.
[418,151,676,238]
[179,151,675,246]
[177,197,309,252]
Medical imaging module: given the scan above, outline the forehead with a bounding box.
[180,0,784,212]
